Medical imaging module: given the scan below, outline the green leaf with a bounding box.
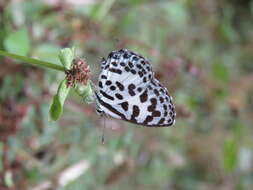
[58,47,75,70]
[49,79,70,121]
[4,28,30,56]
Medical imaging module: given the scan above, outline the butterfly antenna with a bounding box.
[101,116,106,144]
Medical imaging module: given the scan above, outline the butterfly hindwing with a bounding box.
[95,49,176,127]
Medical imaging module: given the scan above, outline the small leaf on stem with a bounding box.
[49,79,71,121]
[59,47,75,69]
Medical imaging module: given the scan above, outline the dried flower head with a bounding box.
[65,58,91,88]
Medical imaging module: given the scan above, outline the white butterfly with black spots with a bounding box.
[94,49,176,127]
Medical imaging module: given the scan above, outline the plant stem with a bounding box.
[0,50,65,72]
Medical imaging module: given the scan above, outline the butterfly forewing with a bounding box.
[95,49,176,127]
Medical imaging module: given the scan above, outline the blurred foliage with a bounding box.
[4,28,30,56]
[0,0,253,189]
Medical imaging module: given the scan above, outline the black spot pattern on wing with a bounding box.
[131,105,140,123]
[115,93,123,100]
[121,102,129,111]
[104,65,109,70]
[138,71,144,77]
[95,93,126,120]
[99,81,103,88]
[101,75,107,79]
[109,68,122,74]
[140,89,148,103]
[116,81,124,91]
[132,56,139,61]
[106,80,112,86]
[158,118,165,125]
[154,89,159,96]
[110,85,116,91]
[125,66,130,72]
[132,105,140,117]
[131,69,137,75]
[123,52,131,59]
[111,62,117,67]
[152,111,161,117]
[137,87,142,92]
[100,90,114,101]
[128,84,136,96]
[143,116,153,125]
[128,62,134,68]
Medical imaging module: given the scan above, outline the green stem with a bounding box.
[0,50,65,72]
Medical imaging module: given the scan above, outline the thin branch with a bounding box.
[0,50,65,72]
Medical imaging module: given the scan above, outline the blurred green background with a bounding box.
[0,0,253,189]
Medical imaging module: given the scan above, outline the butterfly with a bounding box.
[94,49,176,127]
